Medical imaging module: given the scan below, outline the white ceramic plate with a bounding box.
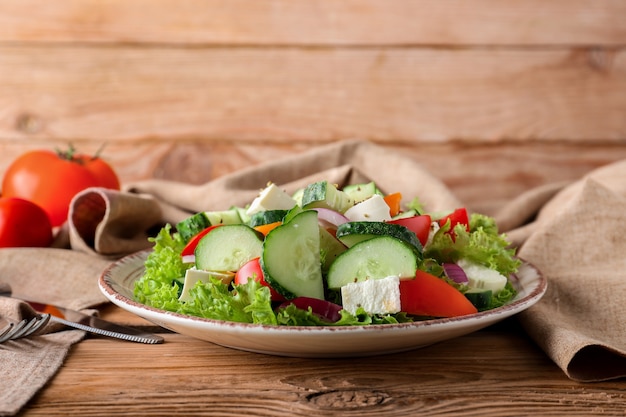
[99,250,547,358]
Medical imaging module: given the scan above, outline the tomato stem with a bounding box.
[55,143,108,162]
[55,143,79,162]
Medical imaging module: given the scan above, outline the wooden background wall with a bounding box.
[1,0,625,215]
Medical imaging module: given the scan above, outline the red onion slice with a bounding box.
[278,297,343,323]
[312,208,349,229]
[443,263,468,284]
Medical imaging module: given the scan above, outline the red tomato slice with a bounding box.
[388,214,431,246]
[438,208,469,232]
[399,270,478,318]
[234,257,285,302]
[181,225,222,258]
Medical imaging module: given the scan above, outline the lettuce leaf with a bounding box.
[133,225,189,311]
[424,213,521,278]
[180,278,277,325]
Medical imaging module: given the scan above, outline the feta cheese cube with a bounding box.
[179,268,234,302]
[341,275,401,315]
[246,183,297,215]
[343,194,392,222]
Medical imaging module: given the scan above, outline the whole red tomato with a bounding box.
[1,146,120,227]
[0,197,53,248]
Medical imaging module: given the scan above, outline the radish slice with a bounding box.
[443,263,468,284]
[278,297,343,323]
[312,208,349,229]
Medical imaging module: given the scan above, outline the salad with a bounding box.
[134,180,521,326]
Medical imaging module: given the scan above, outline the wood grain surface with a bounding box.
[1,0,625,46]
[1,1,624,212]
[19,308,626,417]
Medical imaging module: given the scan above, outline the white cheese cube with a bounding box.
[341,275,401,315]
[246,183,297,216]
[343,194,392,222]
[179,268,234,302]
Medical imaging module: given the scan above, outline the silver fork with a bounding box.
[0,314,51,343]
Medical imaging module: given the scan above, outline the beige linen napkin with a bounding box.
[496,160,626,382]
[0,248,111,416]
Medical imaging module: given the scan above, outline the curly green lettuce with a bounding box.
[424,213,521,277]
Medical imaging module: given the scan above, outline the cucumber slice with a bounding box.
[232,206,251,224]
[301,181,354,213]
[319,226,347,272]
[343,182,383,203]
[464,290,493,312]
[282,204,304,223]
[327,236,418,289]
[176,209,243,243]
[204,209,243,226]
[457,259,507,294]
[248,210,288,227]
[194,225,263,271]
[392,209,418,220]
[176,212,212,243]
[260,210,325,300]
[335,221,423,255]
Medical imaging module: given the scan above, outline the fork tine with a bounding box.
[0,323,18,343]
[28,314,51,335]
[0,314,51,343]
[0,322,15,342]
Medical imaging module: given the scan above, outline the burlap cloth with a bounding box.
[1,140,625,414]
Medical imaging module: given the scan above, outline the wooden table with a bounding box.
[18,305,626,416]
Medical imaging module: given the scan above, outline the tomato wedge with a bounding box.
[388,214,431,246]
[234,257,285,302]
[438,208,469,232]
[399,270,478,318]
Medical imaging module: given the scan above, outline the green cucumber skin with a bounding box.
[260,210,325,300]
[176,212,212,243]
[335,221,423,256]
[465,291,493,311]
[248,210,288,227]
[301,181,353,213]
[194,225,263,272]
[327,236,418,289]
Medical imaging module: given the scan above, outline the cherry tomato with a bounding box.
[388,214,432,246]
[1,147,120,227]
[234,257,285,302]
[399,270,478,318]
[0,197,53,248]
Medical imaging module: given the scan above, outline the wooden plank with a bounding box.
[3,140,625,216]
[21,323,626,416]
[1,0,625,46]
[1,46,624,143]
